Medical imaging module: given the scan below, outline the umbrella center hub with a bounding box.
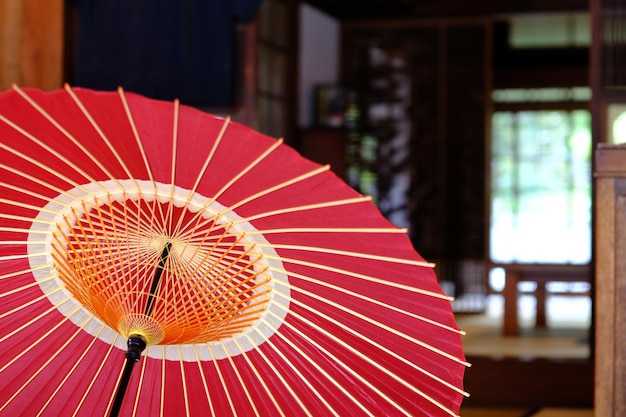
[29,180,290,355]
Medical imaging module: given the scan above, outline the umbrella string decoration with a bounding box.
[0,84,470,417]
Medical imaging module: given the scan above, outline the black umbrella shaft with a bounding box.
[109,335,146,417]
[144,241,172,316]
[108,242,170,417]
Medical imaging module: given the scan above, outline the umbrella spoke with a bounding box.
[192,346,217,417]
[0,302,81,373]
[174,138,284,238]
[230,339,291,417]
[70,335,121,417]
[35,323,108,417]
[262,325,376,417]
[0,312,91,413]
[130,351,150,417]
[288,292,470,389]
[273,307,461,417]
[177,347,192,417]
[63,85,133,186]
[214,165,331,224]
[270,309,415,417]
[274,265,464,335]
[207,344,240,417]
[117,88,156,187]
[0,117,101,194]
[245,333,343,417]
[259,242,435,268]
[171,116,231,237]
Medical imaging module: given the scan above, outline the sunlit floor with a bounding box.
[456,294,593,416]
[459,407,593,417]
[456,294,591,359]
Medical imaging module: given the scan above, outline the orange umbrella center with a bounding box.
[49,192,271,346]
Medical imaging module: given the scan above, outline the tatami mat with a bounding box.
[531,408,593,417]
[460,407,593,417]
[460,407,531,417]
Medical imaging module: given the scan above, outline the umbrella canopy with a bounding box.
[0,85,468,417]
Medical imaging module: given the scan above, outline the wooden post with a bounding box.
[594,144,626,416]
[0,0,64,90]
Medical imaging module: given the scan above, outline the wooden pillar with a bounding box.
[0,0,64,91]
[595,145,626,416]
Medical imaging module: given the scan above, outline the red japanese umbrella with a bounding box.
[0,85,468,417]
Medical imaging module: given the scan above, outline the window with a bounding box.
[490,98,592,264]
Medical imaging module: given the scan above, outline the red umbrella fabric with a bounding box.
[0,85,468,417]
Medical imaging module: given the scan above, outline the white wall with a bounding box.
[298,3,340,127]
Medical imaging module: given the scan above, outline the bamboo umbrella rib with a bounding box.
[89,196,140,299]
[131,349,150,417]
[175,138,283,236]
[0,252,50,264]
[269,309,413,417]
[258,243,434,268]
[227,227,409,236]
[167,99,180,234]
[0,195,61,215]
[273,265,464,336]
[0,312,91,413]
[245,332,342,417]
[171,116,231,237]
[0,180,58,203]
[0,263,49,281]
[206,138,283,209]
[160,346,166,417]
[0,303,81,374]
[117,88,155,186]
[192,345,217,417]
[263,325,376,417]
[70,335,121,417]
[191,248,447,300]
[103,347,130,417]
[63,84,134,185]
[283,287,468,404]
[177,165,331,242]
[288,285,469,366]
[237,336,315,417]
[187,239,438,278]
[285,251,431,295]
[0,115,102,193]
[231,339,290,417]
[35,323,107,417]
[286,290,470,395]
[0,226,49,234]
[178,346,192,417]
[219,165,330,219]
[160,195,375,246]
[219,341,263,417]
[187,117,231,197]
[0,275,58,298]
[232,196,373,224]
[207,344,239,417]
[12,85,114,191]
[0,161,87,201]
[0,288,64,322]
[0,212,58,225]
[272,307,461,417]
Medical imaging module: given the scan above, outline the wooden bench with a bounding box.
[499,263,591,336]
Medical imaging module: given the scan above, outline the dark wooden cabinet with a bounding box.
[299,128,347,180]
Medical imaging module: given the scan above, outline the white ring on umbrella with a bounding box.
[26,179,290,361]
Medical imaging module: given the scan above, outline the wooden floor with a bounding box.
[455,295,594,414]
[460,406,593,416]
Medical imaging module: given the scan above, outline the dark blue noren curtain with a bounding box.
[75,0,263,106]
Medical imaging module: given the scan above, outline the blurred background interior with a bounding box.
[3,0,626,414]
